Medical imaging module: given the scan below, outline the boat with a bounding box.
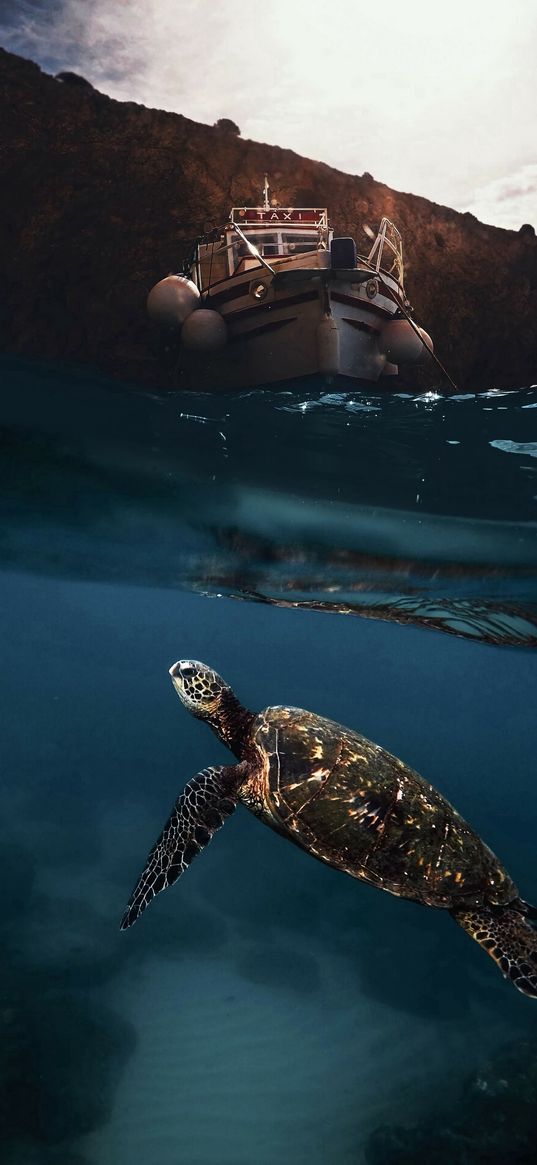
[147,177,433,391]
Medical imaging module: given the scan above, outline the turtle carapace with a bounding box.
[121,660,537,999]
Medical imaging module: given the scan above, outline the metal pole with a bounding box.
[232,221,275,276]
[382,287,459,392]
[358,250,458,391]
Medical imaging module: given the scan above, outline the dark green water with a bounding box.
[1,358,537,1164]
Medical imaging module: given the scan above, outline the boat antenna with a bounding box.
[263,174,270,211]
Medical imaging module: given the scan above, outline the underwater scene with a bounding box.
[2,355,537,1164]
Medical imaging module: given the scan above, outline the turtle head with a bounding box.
[169,660,230,722]
[169,659,253,756]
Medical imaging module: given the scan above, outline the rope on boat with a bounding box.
[379,280,459,392]
[356,253,459,391]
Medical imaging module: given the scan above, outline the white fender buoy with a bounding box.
[181,308,227,352]
[147,275,200,326]
[378,319,424,363]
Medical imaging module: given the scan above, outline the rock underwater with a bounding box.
[365,1037,537,1164]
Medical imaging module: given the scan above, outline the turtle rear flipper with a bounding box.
[120,763,245,930]
[452,905,537,998]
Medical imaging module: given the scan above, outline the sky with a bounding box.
[2,0,536,230]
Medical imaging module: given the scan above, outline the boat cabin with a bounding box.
[191,207,331,293]
[189,187,404,296]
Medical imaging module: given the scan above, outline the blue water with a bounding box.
[1,357,537,1164]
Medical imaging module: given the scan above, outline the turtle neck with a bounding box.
[210,689,255,758]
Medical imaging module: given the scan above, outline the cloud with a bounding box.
[462,164,537,230]
[0,0,151,85]
[1,0,537,228]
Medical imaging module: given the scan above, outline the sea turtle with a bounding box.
[121,660,537,998]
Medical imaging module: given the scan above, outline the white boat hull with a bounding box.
[174,271,401,391]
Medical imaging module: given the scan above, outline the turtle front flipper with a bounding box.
[120,763,245,929]
[451,904,537,998]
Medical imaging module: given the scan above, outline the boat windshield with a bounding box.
[234,229,320,261]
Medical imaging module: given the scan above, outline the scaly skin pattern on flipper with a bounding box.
[121,764,242,929]
[452,906,537,998]
[243,707,517,910]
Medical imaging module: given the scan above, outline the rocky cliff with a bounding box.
[2,47,536,390]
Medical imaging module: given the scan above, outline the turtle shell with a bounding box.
[245,706,517,910]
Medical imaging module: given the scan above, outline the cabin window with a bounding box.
[281,233,318,254]
[236,232,279,258]
[233,229,319,264]
[196,243,228,289]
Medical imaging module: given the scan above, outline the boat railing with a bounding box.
[231,208,329,231]
[188,213,404,296]
[366,217,404,286]
[190,231,267,296]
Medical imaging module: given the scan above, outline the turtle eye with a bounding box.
[181,667,196,678]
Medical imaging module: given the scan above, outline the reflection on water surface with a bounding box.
[3,360,537,647]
